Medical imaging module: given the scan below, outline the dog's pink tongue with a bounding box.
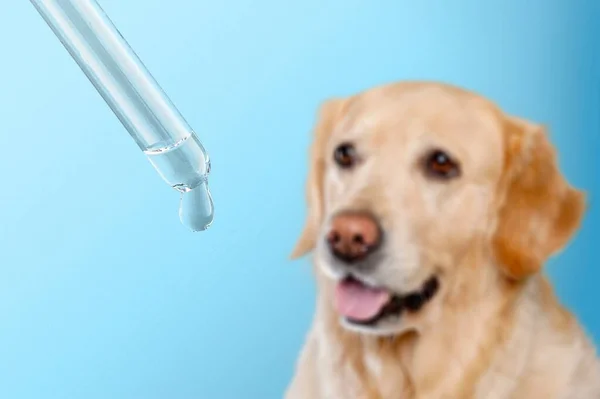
[335,279,391,321]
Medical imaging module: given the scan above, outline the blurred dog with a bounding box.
[285,81,600,398]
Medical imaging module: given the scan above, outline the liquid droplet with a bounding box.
[179,180,214,231]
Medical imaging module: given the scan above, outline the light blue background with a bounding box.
[1,1,598,398]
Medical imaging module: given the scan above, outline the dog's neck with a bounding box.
[313,255,529,398]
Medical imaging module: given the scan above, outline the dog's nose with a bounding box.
[326,212,382,263]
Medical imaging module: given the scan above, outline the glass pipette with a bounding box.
[30,0,214,232]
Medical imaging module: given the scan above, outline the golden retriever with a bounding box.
[285,81,600,399]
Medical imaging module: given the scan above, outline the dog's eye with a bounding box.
[333,143,357,169]
[424,150,460,179]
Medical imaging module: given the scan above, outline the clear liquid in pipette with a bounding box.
[144,134,214,231]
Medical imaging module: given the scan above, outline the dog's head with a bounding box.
[291,82,585,336]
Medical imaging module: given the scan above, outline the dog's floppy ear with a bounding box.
[290,98,348,259]
[492,116,586,280]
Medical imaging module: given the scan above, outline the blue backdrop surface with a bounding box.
[0,1,598,398]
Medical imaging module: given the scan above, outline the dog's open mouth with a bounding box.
[334,275,440,326]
